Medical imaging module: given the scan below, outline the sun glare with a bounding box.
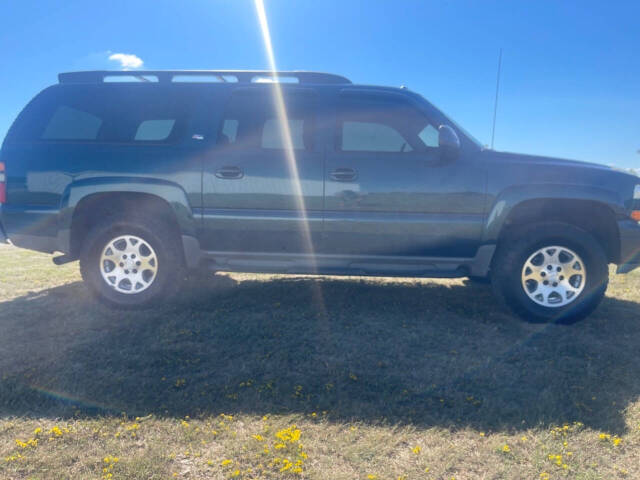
[253,0,315,267]
[253,0,327,316]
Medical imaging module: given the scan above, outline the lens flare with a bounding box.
[253,0,327,315]
[253,0,313,263]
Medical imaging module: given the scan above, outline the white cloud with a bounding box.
[108,53,144,70]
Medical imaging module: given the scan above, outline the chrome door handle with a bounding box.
[329,167,357,182]
[215,166,244,179]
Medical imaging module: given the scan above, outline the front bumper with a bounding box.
[617,219,640,274]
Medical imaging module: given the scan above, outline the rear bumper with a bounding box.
[617,219,640,274]
[0,204,67,253]
[0,217,7,244]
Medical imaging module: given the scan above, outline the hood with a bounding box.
[485,150,616,172]
[481,150,640,207]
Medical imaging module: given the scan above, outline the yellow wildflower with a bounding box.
[501,444,511,453]
[412,445,421,454]
[221,459,233,466]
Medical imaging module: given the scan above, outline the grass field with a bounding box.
[1,243,639,479]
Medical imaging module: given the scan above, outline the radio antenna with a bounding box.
[490,48,503,149]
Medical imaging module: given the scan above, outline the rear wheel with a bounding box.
[80,216,184,309]
[491,222,608,324]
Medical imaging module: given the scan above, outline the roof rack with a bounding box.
[58,70,351,85]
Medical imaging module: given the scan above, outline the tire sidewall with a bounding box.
[493,224,608,323]
[80,219,180,308]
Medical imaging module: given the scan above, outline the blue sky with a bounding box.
[1,0,638,168]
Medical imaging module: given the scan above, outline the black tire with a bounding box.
[491,222,608,324]
[79,215,185,309]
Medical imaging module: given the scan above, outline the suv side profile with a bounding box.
[1,70,639,323]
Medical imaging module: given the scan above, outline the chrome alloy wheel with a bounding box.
[100,235,158,294]
[521,246,586,308]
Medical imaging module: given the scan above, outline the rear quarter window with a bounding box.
[41,106,103,140]
[5,85,191,145]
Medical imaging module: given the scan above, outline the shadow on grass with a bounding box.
[1,273,639,434]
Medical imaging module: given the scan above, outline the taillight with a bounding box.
[0,162,5,204]
[633,185,640,223]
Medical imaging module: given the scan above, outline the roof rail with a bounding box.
[58,70,351,85]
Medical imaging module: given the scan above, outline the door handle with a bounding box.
[215,166,244,179]
[329,167,357,182]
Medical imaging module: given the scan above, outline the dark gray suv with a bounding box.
[1,70,639,323]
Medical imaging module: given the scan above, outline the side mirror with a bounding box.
[438,125,460,161]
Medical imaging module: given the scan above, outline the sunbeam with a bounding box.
[253,0,329,315]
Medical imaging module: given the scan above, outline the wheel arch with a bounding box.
[61,178,198,260]
[485,185,622,263]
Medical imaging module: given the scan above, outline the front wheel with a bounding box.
[80,216,184,309]
[491,222,609,324]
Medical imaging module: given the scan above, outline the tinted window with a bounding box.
[261,118,305,149]
[220,119,239,144]
[8,85,189,144]
[42,106,103,140]
[418,124,439,147]
[218,89,316,151]
[337,94,436,153]
[342,121,412,152]
[134,119,176,141]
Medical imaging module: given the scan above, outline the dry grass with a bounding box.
[1,243,639,479]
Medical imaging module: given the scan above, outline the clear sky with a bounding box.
[1,0,638,168]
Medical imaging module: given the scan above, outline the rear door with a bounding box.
[322,90,486,260]
[200,86,324,257]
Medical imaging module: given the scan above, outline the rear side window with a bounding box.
[261,118,305,149]
[217,88,316,151]
[134,119,176,141]
[7,85,190,144]
[42,106,103,140]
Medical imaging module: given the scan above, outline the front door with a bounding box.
[322,90,486,261]
[200,86,324,258]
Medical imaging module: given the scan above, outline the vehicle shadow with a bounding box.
[1,273,639,434]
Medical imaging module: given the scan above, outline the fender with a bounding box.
[58,176,198,242]
[482,183,624,244]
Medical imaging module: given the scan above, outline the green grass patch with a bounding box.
[1,244,639,479]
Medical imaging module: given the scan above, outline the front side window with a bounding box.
[418,124,439,148]
[342,121,412,152]
[217,89,316,151]
[337,94,436,153]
